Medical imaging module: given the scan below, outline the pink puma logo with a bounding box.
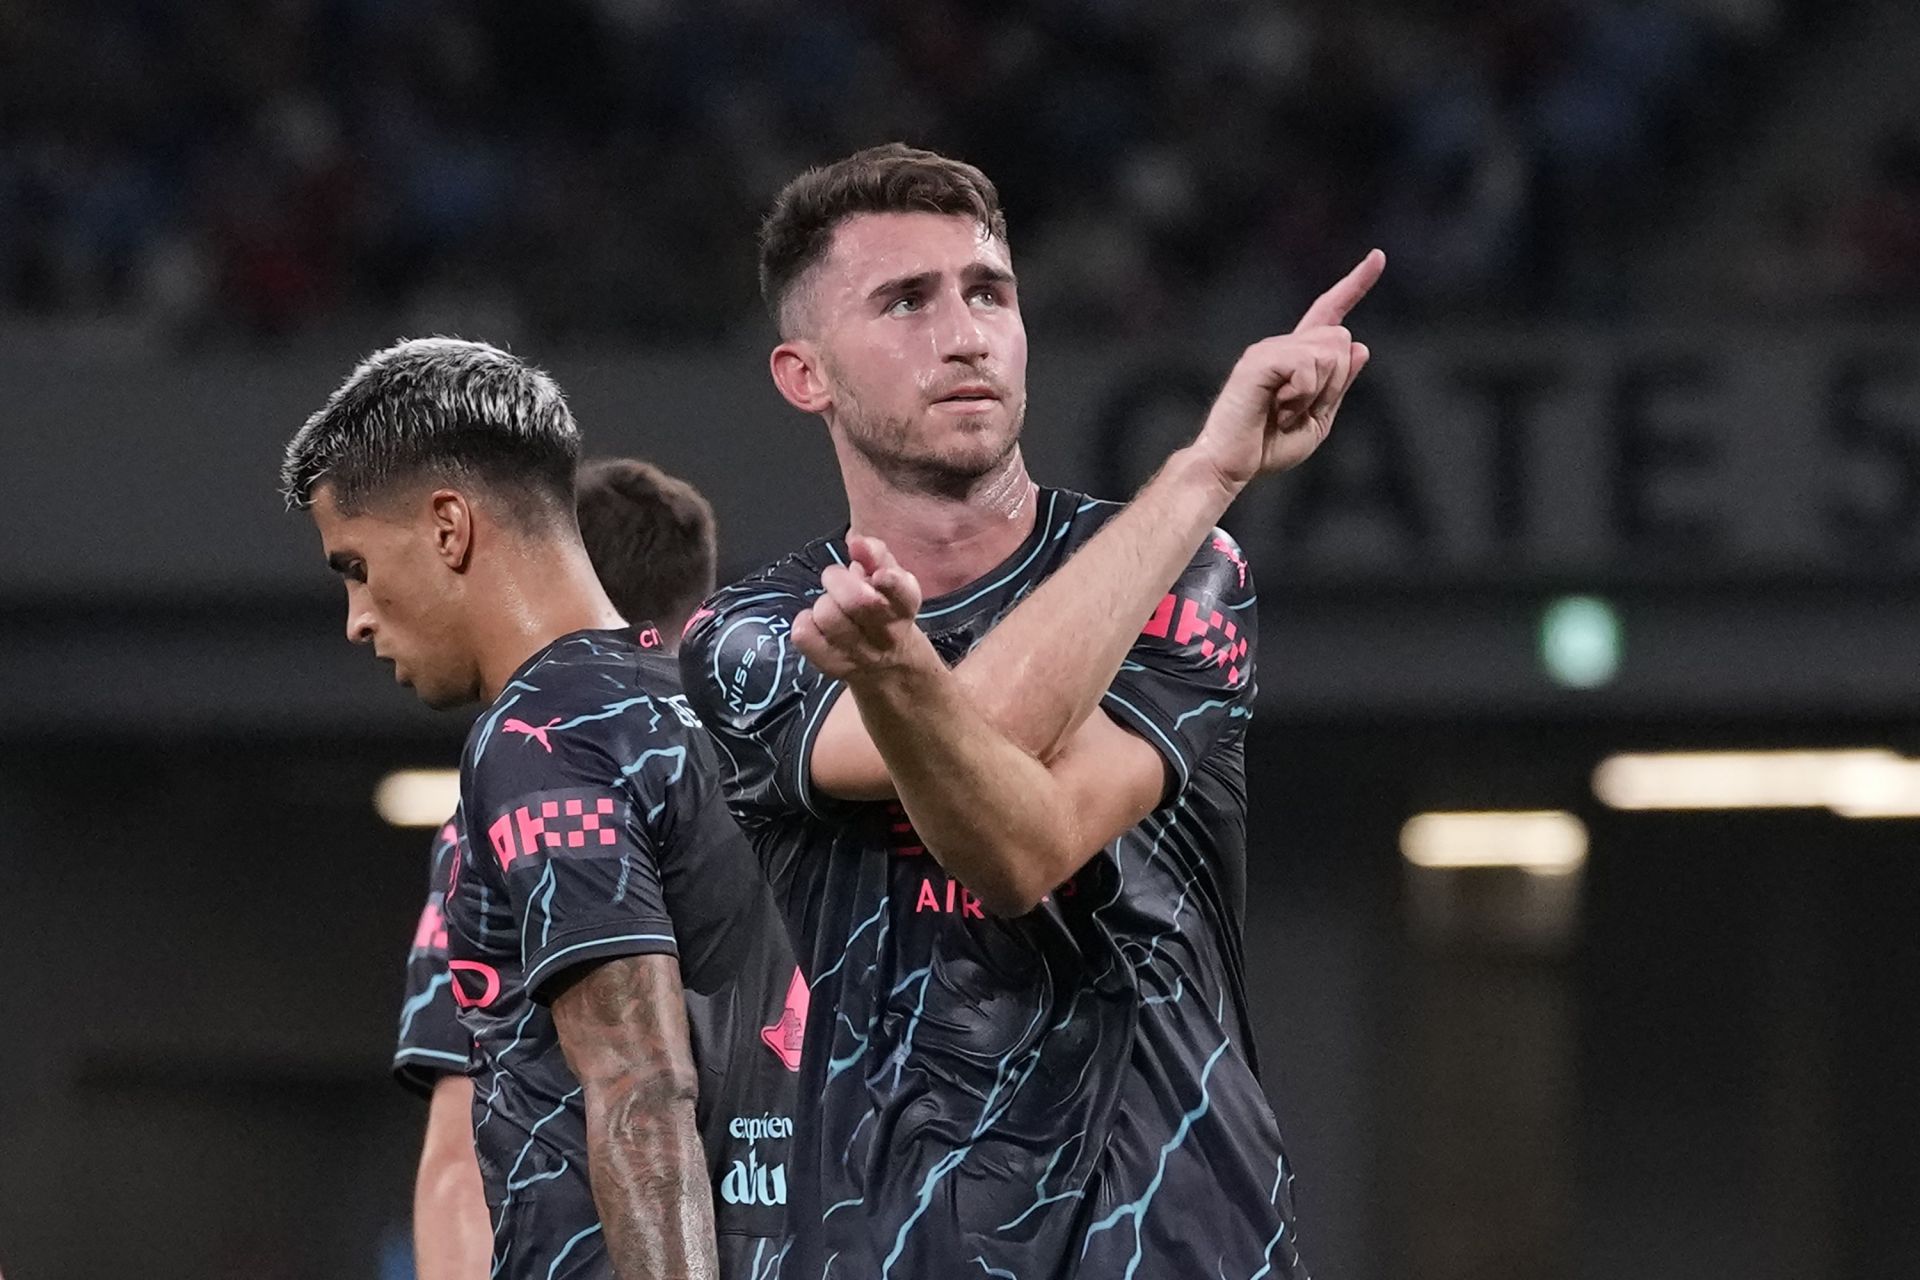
[761,967,809,1072]
[502,717,563,752]
[683,606,716,640]
[1211,535,1249,589]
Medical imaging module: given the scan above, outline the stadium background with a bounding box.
[3,0,1917,1276]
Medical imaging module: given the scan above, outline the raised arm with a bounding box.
[550,953,716,1280]
[414,1075,492,1280]
[809,250,1383,801]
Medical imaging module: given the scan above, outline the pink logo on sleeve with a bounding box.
[487,795,621,871]
[1141,592,1250,686]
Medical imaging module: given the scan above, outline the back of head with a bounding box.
[281,337,579,529]
[757,142,1008,336]
[575,458,718,642]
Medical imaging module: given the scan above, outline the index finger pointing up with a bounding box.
[1292,249,1386,334]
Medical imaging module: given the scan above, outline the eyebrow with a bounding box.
[865,263,1018,302]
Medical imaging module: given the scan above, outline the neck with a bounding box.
[475,540,626,703]
[840,444,1040,599]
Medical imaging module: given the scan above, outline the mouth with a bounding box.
[931,385,1001,411]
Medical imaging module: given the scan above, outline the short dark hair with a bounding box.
[281,337,579,528]
[575,458,718,635]
[758,143,1009,331]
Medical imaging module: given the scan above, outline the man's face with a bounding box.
[309,484,477,709]
[800,211,1029,495]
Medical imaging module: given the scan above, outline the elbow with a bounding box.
[586,1061,701,1127]
[965,841,1081,918]
[973,878,1048,919]
[416,1145,475,1207]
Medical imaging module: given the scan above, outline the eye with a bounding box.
[886,295,923,317]
[346,560,368,585]
[967,286,1003,308]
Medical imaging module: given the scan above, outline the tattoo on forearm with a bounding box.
[554,954,717,1280]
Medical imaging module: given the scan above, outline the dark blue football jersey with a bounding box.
[681,490,1306,1279]
[393,818,470,1095]
[444,627,801,1280]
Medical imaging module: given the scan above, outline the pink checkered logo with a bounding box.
[487,793,622,872]
[1142,593,1250,687]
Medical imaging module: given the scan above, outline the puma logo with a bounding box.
[502,717,563,752]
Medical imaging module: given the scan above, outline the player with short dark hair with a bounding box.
[575,458,718,637]
[287,338,799,1280]
[682,144,1381,1277]
[393,456,734,1279]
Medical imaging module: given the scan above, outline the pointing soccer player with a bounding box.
[285,341,800,1280]
[681,145,1379,1277]
[394,458,727,1280]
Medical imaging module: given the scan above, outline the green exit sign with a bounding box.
[1539,595,1621,689]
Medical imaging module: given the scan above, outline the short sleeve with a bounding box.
[1102,527,1259,802]
[679,584,849,826]
[465,726,679,1004]
[392,820,472,1096]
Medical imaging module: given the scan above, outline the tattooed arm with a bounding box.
[550,953,716,1280]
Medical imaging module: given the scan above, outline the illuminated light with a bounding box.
[1825,753,1920,818]
[1539,595,1621,689]
[1593,749,1920,818]
[375,769,461,827]
[1399,810,1589,873]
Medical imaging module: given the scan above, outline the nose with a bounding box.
[934,286,989,364]
[347,602,376,646]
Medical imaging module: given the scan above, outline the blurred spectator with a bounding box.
[0,0,1788,343]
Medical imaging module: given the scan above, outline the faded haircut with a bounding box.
[281,337,579,529]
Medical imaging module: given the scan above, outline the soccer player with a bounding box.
[681,145,1380,1277]
[395,458,724,1280]
[285,341,800,1280]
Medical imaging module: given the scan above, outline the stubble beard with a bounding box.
[837,386,1028,503]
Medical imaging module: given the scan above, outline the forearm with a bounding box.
[415,1075,490,1280]
[414,1141,492,1280]
[954,446,1238,760]
[848,651,1081,914]
[583,1080,716,1280]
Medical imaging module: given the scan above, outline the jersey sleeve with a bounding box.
[464,717,679,1004]
[392,821,472,1097]
[678,583,851,826]
[1102,527,1259,802]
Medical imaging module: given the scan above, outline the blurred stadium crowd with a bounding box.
[4,0,1914,345]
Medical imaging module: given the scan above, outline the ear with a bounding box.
[770,339,833,416]
[428,489,474,571]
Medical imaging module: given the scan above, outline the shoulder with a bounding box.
[464,651,680,788]
[679,540,835,711]
[1054,485,1255,604]
[699,540,837,620]
[427,819,462,877]
[1132,525,1257,666]
[1183,525,1255,602]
